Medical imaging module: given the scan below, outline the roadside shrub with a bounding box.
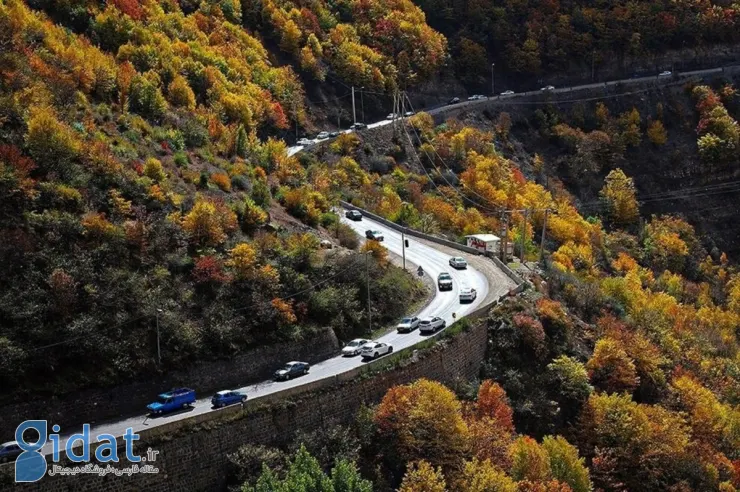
[337,223,359,249]
[320,212,339,229]
[173,152,189,168]
[226,444,287,489]
[211,173,231,192]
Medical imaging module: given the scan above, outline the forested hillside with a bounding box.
[0,0,426,398]
[415,0,740,86]
[1,0,739,489]
[292,100,739,490]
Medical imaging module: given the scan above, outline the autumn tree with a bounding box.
[586,338,639,394]
[455,459,517,492]
[167,75,196,110]
[25,106,81,174]
[646,120,667,146]
[618,108,641,148]
[226,243,258,280]
[474,380,514,432]
[374,379,469,472]
[541,436,591,492]
[182,197,238,246]
[143,157,165,182]
[599,169,639,226]
[398,461,446,492]
[509,436,552,482]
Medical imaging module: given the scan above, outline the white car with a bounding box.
[404,111,415,117]
[297,138,312,146]
[540,85,555,91]
[658,70,672,77]
[467,94,485,101]
[316,131,330,139]
[397,316,421,333]
[501,90,515,96]
[459,287,477,303]
[419,316,446,334]
[449,257,468,269]
[342,338,371,356]
[386,113,398,120]
[361,341,393,360]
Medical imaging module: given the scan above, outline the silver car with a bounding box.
[316,131,330,139]
[360,341,393,360]
[342,338,371,356]
[419,316,446,334]
[449,257,467,269]
[397,316,421,333]
[459,287,477,303]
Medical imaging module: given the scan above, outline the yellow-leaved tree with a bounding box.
[599,168,639,226]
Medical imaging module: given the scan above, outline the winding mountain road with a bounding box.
[288,65,738,156]
[38,211,514,455]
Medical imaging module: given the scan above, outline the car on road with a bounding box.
[397,316,421,333]
[329,131,340,137]
[404,111,415,117]
[345,210,362,221]
[386,113,398,120]
[274,361,310,380]
[459,287,477,303]
[448,97,460,104]
[147,388,196,415]
[500,90,515,96]
[419,316,446,334]
[467,94,485,101]
[211,390,247,408]
[365,230,384,241]
[437,272,453,291]
[540,85,555,91]
[350,122,367,130]
[658,70,672,77]
[297,137,312,146]
[361,341,393,360]
[449,256,468,269]
[316,131,330,139]
[0,441,22,463]
[342,338,371,356]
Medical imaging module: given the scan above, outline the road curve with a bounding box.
[38,212,490,455]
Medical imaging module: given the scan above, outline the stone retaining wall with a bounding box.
[1,312,493,492]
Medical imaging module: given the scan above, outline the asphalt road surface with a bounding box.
[38,212,490,455]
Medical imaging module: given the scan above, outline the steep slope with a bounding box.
[0,0,425,399]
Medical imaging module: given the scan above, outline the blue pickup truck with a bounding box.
[147,388,196,415]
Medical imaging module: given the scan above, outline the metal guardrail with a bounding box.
[340,201,525,287]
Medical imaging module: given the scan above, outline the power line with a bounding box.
[402,93,505,215]
[27,314,150,352]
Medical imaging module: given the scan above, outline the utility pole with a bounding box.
[293,99,298,140]
[155,308,163,365]
[491,63,495,96]
[351,86,356,126]
[540,209,550,264]
[520,209,528,265]
[402,231,407,270]
[501,211,510,262]
[337,111,341,132]
[360,86,365,123]
[366,251,371,332]
[591,51,595,81]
